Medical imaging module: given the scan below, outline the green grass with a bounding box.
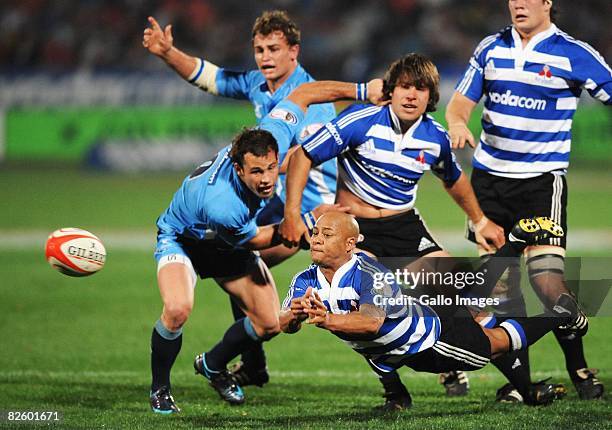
[0,250,611,429]
[1,165,612,230]
[1,166,611,429]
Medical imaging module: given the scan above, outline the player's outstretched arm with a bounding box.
[446,91,477,149]
[443,172,505,251]
[287,79,384,113]
[143,16,221,93]
[279,147,312,247]
[143,16,198,79]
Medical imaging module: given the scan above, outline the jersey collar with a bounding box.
[511,23,557,53]
[316,254,359,290]
[388,105,424,137]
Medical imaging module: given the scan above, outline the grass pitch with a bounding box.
[0,166,611,429]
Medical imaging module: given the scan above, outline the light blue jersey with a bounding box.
[213,63,337,211]
[155,100,304,255]
[283,252,441,371]
[302,104,462,210]
[456,24,612,178]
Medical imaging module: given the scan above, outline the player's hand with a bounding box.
[312,203,351,219]
[279,212,309,248]
[290,297,309,322]
[367,79,388,105]
[143,16,174,58]
[448,123,475,149]
[305,290,329,327]
[473,216,505,252]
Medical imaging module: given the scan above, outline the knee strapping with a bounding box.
[526,248,565,279]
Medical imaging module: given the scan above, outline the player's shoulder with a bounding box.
[291,263,318,285]
[335,103,384,130]
[418,115,451,144]
[550,27,609,66]
[356,253,389,277]
[474,26,511,56]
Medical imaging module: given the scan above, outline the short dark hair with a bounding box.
[252,10,301,46]
[382,53,440,112]
[230,128,279,168]
[550,3,558,23]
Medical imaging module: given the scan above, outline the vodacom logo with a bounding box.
[488,90,547,110]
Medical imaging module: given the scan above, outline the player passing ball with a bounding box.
[280,212,586,407]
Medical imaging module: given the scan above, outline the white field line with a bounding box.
[0,368,571,381]
[1,229,611,252]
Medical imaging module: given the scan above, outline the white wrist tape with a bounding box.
[188,58,219,95]
[472,216,489,232]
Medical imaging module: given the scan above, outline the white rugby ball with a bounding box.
[45,228,106,277]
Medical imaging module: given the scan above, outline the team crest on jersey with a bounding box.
[537,65,553,81]
[416,150,426,164]
[270,108,298,124]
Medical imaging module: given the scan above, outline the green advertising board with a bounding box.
[5,104,255,161]
[4,104,611,162]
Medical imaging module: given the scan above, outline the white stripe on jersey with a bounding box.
[483,108,573,132]
[342,315,413,349]
[484,68,570,90]
[556,97,578,110]
[526,51,572,72]
[594,89,611,103]
[485,45,513,61]
[483,134,570,155]
[473,143,568,178]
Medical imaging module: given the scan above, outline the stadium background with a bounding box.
[0,0,610,428]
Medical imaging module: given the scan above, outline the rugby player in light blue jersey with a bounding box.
[143,10,340,387]
[280,212,578,407]
[446,0,609,402]
[148,80,380,414]
[280,53,506,407]
[143,11,336,221]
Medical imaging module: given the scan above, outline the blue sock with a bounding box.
[205,317,261,371]
[151,319,183,392]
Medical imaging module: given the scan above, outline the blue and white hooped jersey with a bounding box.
[456,24,612,178]
[156,101,304,247]
[283,253,441,370]
[213,63,337,211]
[301,104,462,211]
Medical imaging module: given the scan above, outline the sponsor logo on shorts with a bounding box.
[417,237,435,252]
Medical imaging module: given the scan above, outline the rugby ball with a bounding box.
[45,228,106,277]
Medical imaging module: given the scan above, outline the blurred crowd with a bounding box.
[1,0,610,80]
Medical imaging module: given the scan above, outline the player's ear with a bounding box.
[346,236,356,252]
[233,162,244,177]
[289,43,299,61]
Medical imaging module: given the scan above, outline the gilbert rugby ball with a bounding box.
[45,228,106,277]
